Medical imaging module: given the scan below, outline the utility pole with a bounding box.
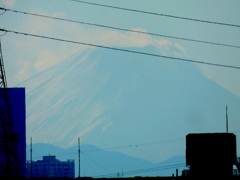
[0,40,20,176]
[30,137,32,178]
[78,138,80,178]
[226,106,228,133]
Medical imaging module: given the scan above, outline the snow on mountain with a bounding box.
[20,45,240,163]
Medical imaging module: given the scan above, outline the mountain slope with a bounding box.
[20,45,240,163]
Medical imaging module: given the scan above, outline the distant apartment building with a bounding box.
[26,155,75,178]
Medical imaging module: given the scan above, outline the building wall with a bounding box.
[233,169,240,176]
[186,133,236,177]
[9,88,26,177]
[0,88,26,177]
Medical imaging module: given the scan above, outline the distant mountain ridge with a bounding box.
[21,45,240,163]
[26,143,186,178]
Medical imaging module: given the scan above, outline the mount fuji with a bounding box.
[19,45,240,163]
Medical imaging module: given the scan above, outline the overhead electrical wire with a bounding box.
[82,155,98,176]
[83,138,185,153]
[123,163,186,176]
[81,153,110,174]
[69,0,240,28]
[1,28,240,70]
[1,8,239,49]
[28,138,184,160]
[1,3,237,176]
[94,163,186,178]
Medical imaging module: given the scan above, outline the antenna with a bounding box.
[78,138,80,178]
[30,137,32,178]
[226,106,228,133]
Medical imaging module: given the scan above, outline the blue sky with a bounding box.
[1,0,240,163]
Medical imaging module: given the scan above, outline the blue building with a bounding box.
[26,155,75,178]
[8,88,26,177]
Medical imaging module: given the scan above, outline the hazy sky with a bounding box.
[1,0,240,163]
[1,0,240,96]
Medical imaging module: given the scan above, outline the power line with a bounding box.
[81,153,110,174]
[27,138,184,159]
[83,138,184,153]
[124,163,186,176]
[1,7,240,49]
[94,163,186,178]
[82,155,98,176]
[1,28,240,70]
[69,0,240,28]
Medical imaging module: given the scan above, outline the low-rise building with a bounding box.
[26,155,74,178]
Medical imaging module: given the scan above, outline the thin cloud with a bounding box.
[8,8,186,85]
[1,0,16,7]
[35,49,58,71]
[16,60,31,82]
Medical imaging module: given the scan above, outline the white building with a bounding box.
[26,155,74,178]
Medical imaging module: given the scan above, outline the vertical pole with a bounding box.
[78,138,80,178]
[30,137,32,178]
[226,106,228,133]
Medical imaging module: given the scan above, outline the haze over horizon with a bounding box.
[1,0,240,163]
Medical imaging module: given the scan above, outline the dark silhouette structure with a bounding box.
[0,41,22,176]
[186,133,236,177]
[0,88,26,177]
[26,155,75,178]
[8,88,26,177]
